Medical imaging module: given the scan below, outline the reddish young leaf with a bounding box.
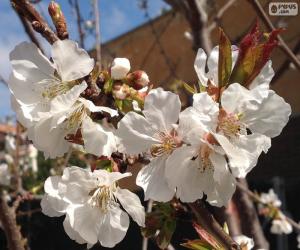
[218,28,232,87]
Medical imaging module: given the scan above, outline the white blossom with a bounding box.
[233,235,254,250]
[116,88,182,202]
[270,215,292,235]
[0,163,10,186]
[260,189,282,207]
[9,40,94,128]
[41,166,145,248]
[165,93,236,206]
[111,58,131,80]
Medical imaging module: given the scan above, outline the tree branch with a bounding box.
[11,0,58,44]
[271,39,300,84]
[248,0,300,70]
[188,201,240,250]
[0,192,25,250]
[93,0,101,69]
[234,179,269,249]
[12,4,44,53]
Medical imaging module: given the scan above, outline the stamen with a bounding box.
[198,145,213,173]
[218,109,246,138]
[88,185,116,212]
[65,103,87,131]
[150,131,179,157]
[42,81,75,99]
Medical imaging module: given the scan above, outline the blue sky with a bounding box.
[0,0,169,119]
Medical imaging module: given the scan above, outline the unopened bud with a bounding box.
[48,1,68,40]
[127,70,149,90]
[112,84,128,100]
[110,58,131,80]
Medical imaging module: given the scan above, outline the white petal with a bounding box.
[115,187,145,227]
[79,98,118,117]
[98,206,130,248]
[233,235,254,250]
[214,133,271,178]
[143,88,181,131]
[221,83,265,114]
[206,46,219,85]
[136,156,174,202]
[51,40,94,82]
[69,204,102,245]
[194,48,208,86]
[81,117,117,157]
[242,90,291,138]
[28,114,70,159]
[116,112,158,155]
[63,214,87,245]
[40,195,65,217]
[50,82,87,113]
[165,146,205,202]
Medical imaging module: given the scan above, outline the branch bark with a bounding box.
[234,179,269,249]
[93,0,101,69]
[248,0,300,70]
[11,0,58,44]
[163,0,212,53]
[188,201,240,250]
[0,193,25,250]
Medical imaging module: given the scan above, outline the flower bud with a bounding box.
[112,83,128,100]
[48,1,68,40]
[127,70,150,90]
[110,58,131,80]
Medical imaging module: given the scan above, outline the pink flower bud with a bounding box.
[127,70,150,90]
[110,58,131,80]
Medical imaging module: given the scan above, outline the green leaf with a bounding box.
[218,28,232,87]
[183,81,197,94]
[156,219,176,249]
[104,79,113,94]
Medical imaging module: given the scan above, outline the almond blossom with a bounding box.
[116,88,182,202]
[270,213,293,235]
[41,166,145,248]
[233,235,254,250]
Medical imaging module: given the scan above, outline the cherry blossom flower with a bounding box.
[0,163,10,186]
[9,40,94,127]
[233,235,254,250]
[260,189,282,207]
[165,93,236,206]
[110,58,131,80]
[41,166,145,248]
[116,88,182,202]
[270,213,292,235]
[214,82,290,177]
[27,92,118,158]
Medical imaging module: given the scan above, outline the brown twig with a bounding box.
[248,0,300,70]
[0,192,25,250]
[12,4,44,53]
[208,0,237,33]
[234,179,269,249]
[69,0,85,48]
[188,201,240,250]
[236,180,300,232]
[11,0,58,44]
[164,0,212,53]
[271,39,300,84]
[93,0,101,69]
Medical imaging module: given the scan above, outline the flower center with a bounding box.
[42,81,76,100]
[88,185,116,212]
[150,131,181,157]
[65,103,87,132]
[218,109,245,138]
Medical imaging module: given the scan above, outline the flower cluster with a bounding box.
[8,25,291,248]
